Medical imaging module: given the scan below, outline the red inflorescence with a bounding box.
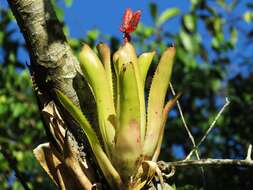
[120,8,141,43]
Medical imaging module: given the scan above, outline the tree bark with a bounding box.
[7,0,101,188]
[7,0,80,106]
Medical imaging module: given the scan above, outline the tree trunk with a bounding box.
[8,0,80,106]
[7,0,102,189]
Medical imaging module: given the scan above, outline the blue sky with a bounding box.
[3,0,252,66]
[59,0,189,39]
[57,0,251,78]
[1,0,190,66]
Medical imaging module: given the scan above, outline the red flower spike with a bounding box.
[120,8,141,43]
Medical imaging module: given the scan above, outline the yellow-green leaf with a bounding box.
[79,44,116,156]
[157,8,180,26]
[143,47,175,158]
[56,90,122,188]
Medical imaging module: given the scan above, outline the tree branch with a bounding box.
[169,83,206,185]
[158,93,252,180]
[7,0,98,157]
[7,0,81,106]
[158,145,253,173]
[185,97,230,160]
[169,83,201,160]
[7,0,100,186]
[164,87,253,183]
[159,158,253,169]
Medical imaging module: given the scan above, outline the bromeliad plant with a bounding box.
[57,8,177,189]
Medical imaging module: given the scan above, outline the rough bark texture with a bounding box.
[7,0,102,189]
[8,0,80,105]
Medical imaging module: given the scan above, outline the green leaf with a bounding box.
[112,43,145,180]
[7,10,15,21]
[114,62,142,180]
[12,181,24,190]
[157,8,180,26]
[0,32,3,45]
[243,11,253,23]
[138,51,156,87]
[144,27,154,38]
[217,0,225,7]
[65,0,73,7]
[51,1,64,21]
[149,3,158,22]
[190,0,202,6]
[12,102,25,118]
[143,47,175,158]
[183,14,196,32]
[118,64,140,137]
[79,44,116,156]
[87,29,100,40]
[152,94,180,161]
[56,91,91,135]
[97,43,113,99]
[230,27,238,47]
[176,48,191,65]
[211,37,220,50]
[56,90,122,188]
[68,38,79,48]
[9,52,16,62]
[214,17,222,34]
[63,25,69,37]
[211,79,221,92]
[113,43,146,142]
[179,30,194,52]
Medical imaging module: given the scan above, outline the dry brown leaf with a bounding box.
[42,101,66,152]
[34,142,93,190]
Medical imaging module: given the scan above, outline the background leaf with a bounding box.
[157,8,180,26]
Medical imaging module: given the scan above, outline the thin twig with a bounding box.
[162,165,176,179]
[246,144,252,161]
[158,158,253,170]
[169,83,200,160]
[169,83,206,186]
[185,97,230,160]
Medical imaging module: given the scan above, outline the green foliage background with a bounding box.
[0,0,253,189]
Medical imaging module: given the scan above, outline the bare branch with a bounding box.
[7,0,81,106]
[159,158,253,170]
[7,0,99,185]
[160,91,253,181]
[163,165,176,179]
[185,97,230,160]
[169,83,200,160]
[169,83,208,187]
